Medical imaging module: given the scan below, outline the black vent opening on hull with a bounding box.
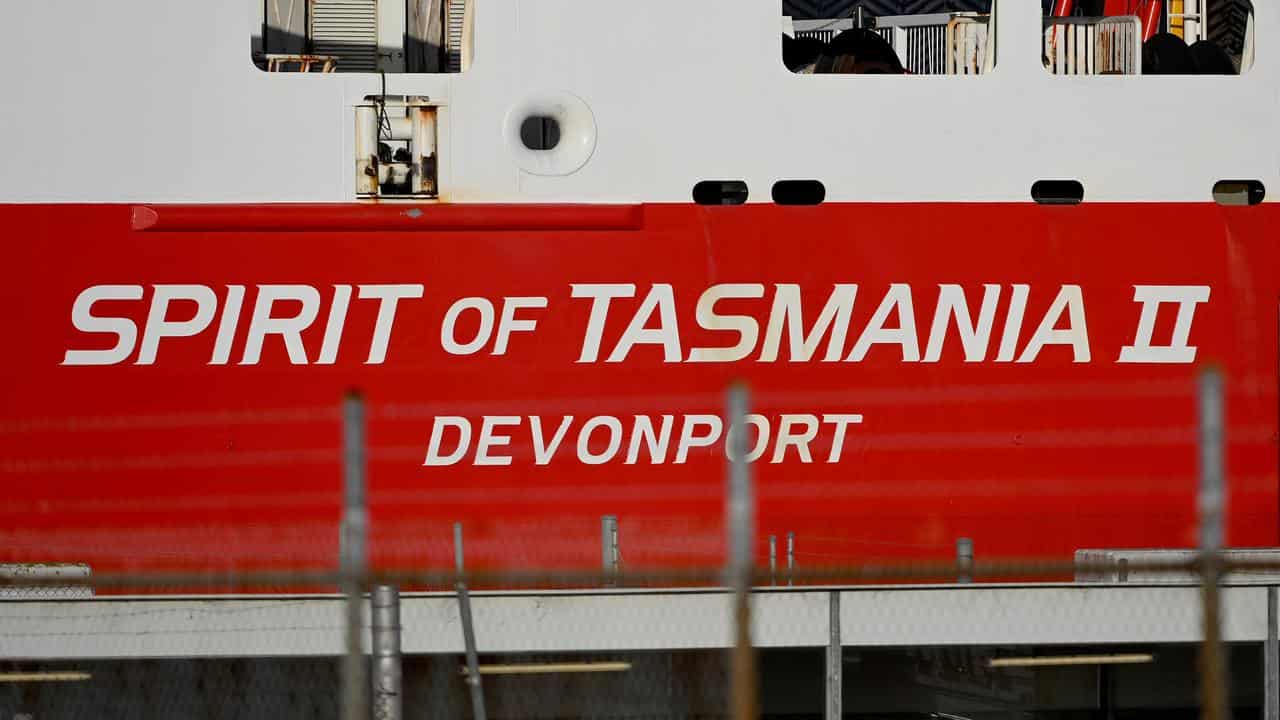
[693,181,750,206]
[772,180,826,205]
[1032,180,1085,205]
[520,116,562,151]
[1213,180,1265,206]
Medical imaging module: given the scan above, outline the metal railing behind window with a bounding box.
[792,19,856,44]
[947,16,991,75]
[1044,16,1143,75]
[791,14,991,75]
[876,13,990,75]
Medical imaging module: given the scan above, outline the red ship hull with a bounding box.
[1,202,1275,574]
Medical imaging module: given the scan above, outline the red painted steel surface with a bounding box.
[0,203,1275,574]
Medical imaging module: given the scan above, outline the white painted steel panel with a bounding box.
[0,590,828,659]
[0,1,1275,203]
[0,598,350,659]
[410,590,831,653]
[839,586,1269,646]
[0,586,1270,660]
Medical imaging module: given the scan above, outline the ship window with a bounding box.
[252,0,472,73]
[782,1,994,75]
[1041,1,1254,75]
[772,180,826,205]
[1032,180,1085,205]
[693,181,749,206]
[1213,180,1264,206]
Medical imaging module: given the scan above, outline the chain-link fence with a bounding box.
[1,372,1276,720]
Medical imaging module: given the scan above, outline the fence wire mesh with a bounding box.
[0,561,1275,720]
[1,374,1276,720]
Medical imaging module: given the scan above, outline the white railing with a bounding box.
[1043,16,1143,75]
[791,18,855,45]
[947,16,992,75]
[1242,10,1256,73]
[1167,0,1206,44]
[876,13,991,75]
[791,13,991,75]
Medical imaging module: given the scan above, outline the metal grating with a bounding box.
[442,0,468,71]
[446,0,467,72]
[310,0,379,72]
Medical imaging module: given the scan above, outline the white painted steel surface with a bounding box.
[0,585,1270,660]
[0,1,1275,203]
[838,586,1268,646]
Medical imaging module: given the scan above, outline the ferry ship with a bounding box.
[0,0,1274,577]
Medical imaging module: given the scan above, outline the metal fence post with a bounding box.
[826,590,842,720]
[769,536,777,587]
[1197,369,1228,720]
[1266,586,1278,720]
[371,586,402,720]
[787,532,795,587]
[727,384,758,720]
[341,392,369,720]
[956,537,974,584]
[454,523,487,720]
[602,515,619,587]
[454,522,465,574]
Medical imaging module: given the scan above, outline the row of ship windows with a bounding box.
[252,1,1255,77]
[783,1,1255,76]
[692,179,1265,205]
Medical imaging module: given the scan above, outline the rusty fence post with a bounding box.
[341,392,369,720]
[1197,369,1228,720]
[371,585,401,720]
[727,384,758,720]
[455,522,487,720]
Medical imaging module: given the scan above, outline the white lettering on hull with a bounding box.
[423,413,866,467]
[60,282,1209,367]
